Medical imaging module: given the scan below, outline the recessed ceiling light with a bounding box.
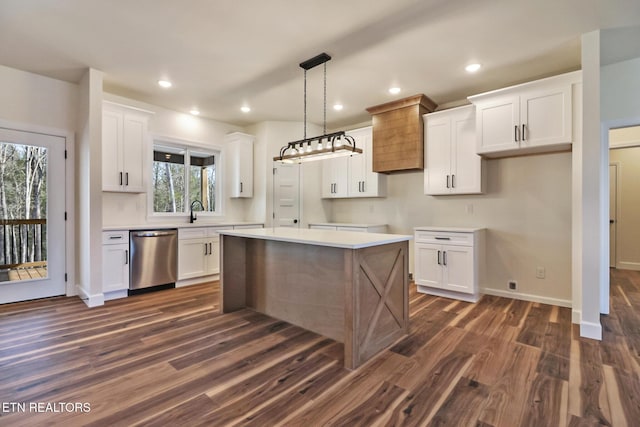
[190,109,200,116]
[465,63,482,73]
[241,106,251,113]
[158,80,172,88]
[388,87,401,95]
[333,103,344,111]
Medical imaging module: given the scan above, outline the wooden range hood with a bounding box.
[366,94,437,173]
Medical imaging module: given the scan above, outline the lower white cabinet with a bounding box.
[102,230,129,299]
[414,227,484,302]
[178,227,226,280]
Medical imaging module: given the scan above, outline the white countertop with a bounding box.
[103,222,263,231]
[414,226,485,233]
[218,227,412,249]
[308,222,387,228]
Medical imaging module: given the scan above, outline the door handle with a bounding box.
[610,219,615,224]
[437,250,441,265]
[451,174,455,188]
[204,243,208,255]
[209,242,212,255]
[293,219,298,224]
[125,172,129,186]
[443,251,447,266]
[361,181,365,192]
[125,250,128,265]
[522,124,526,141]
[446,175,450,188]
[119,172,123,185]
[240,182,243,193]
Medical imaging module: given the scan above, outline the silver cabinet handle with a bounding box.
[135,231,174,237]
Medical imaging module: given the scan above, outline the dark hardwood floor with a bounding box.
[1,270,639,426]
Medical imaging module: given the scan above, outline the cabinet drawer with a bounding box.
[178,227,207,240]
[414,231,473,246]
[336,226,366,233]
[309,225,337,230]
[102,230,129,245]
[207,226,232,237]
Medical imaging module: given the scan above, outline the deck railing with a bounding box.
[0,219,47,269]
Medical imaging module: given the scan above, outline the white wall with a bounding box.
[102,93,246,227]
[0,65,78,131]
[332,151,573,305]
[76,69,104,306]
[245,121,330,227]
[610,146,640,270]
[0,65,80,298]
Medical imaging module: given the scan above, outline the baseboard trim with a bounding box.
[480,287,572,308]
[76,285,104,308]
[176,274,219,288]
[572,309,581,325]
[580,320,602,340]
[617,262,640,271]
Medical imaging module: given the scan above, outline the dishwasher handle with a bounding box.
[134,231,176,238]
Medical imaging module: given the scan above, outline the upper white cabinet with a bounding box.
[424,105,484,195]
[226,132,254,198]
[322,126,387,199]
[468,71,580,158]
[102,102,152,192]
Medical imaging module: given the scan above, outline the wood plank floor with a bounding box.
[1,270,639,426]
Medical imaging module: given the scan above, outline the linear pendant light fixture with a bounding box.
[274,53,362,163]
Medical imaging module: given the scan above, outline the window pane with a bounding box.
[189,153,215,212]
[152,149,185,213]
[0,142,48,281]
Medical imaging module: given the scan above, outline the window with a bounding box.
[151,142,220,216]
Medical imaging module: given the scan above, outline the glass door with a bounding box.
[0,128,65,304]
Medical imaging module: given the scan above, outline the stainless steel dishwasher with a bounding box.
[129,229,177,291]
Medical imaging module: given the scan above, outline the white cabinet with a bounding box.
[102,230,129,300]
[322,127,387,199]
[226,132,254,198]
[308,223,387,233]
[424,105,484,195]
[469,71,580,158]
[178,227,226,280]
[102,102,152,192]
[414,227,484,302]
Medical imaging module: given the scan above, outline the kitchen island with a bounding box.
[218,227,411,369]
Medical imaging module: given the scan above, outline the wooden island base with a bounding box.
[220,232,409,369]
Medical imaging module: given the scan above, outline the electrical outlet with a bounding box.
[508,281,517,290]
[536,267,546,279]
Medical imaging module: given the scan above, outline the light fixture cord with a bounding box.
[303,69,307,140]
[323,62,327,135]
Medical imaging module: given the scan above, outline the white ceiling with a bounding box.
[1,0,639,128]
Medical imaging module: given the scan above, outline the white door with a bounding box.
[178,239,207,279]
[476,95,520,154]
[442,246,473,294]
[520,85,572,148]
[610,163,618,268]
[0,128,66,304]
[425,115,452,195]
[414,244,442,288]
[452,109,480,194]
[102,244,129,292]
[273,162,300,227]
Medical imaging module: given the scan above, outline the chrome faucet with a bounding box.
[189,200,205,223]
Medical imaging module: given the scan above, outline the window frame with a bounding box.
[148,135,224,219]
